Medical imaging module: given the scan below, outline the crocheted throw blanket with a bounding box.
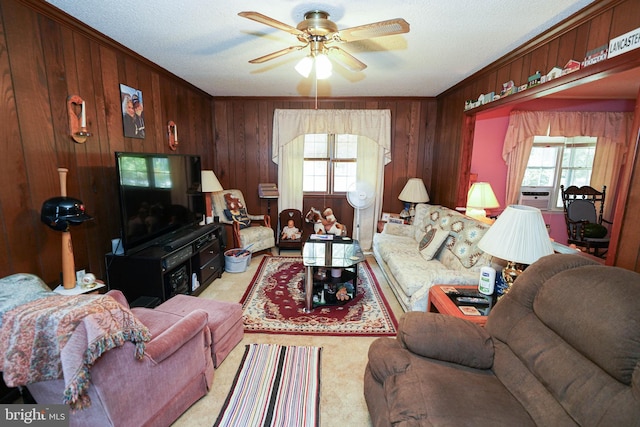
[0,294,151,409]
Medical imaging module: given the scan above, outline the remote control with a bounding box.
[456,296,490,305]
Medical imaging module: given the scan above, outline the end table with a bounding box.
[427,285,491,326]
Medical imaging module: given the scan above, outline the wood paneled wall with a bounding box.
[434,0,640,208]
[212,98,437,231]
[0,0,214,285]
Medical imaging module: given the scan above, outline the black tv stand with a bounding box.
[161,223,218,252]
[105,223,225,305]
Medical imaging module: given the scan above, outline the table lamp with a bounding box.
[398,178,429,223]
[466,182,500,224]
[201,170,223,223]
[478,205,553,296]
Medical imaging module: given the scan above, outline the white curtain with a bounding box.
[276,135,305,211]
[502,110,633,218]
[272,109,392,250]
[355,136,386,250]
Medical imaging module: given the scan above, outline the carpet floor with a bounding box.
[170,251,405,427]
[241,256,398,336]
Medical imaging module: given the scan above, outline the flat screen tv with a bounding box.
[115,152,205,254]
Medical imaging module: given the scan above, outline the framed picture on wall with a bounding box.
[120,84,145,139]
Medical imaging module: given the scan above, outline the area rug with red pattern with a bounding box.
[240,256,398,336]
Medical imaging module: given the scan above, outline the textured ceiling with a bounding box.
[45,0,598,97]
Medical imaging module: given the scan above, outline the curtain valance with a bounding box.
[272,109,391,165]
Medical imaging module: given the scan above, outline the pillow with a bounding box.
[418,226,449,260]
[583,223,607,238]
[224,208,251,229]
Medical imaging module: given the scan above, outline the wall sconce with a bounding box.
[67,95,91,143]
[168,121,178,150]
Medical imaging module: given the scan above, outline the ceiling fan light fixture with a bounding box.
[315,53,332,79]
[295,55,314,78]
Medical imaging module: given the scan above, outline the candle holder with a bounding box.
[67,95,91,143]
[168,120,178,150]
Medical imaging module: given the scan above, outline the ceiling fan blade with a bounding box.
[328,47,367,72]
[238,11,305,37]
[337,18,410,43]
[248,45,307,64]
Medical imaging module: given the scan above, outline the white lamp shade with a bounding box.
[398,178,430,203]
[201,170,223,192]
[478,205,553,264]
[467,182,500,209]
[314,54,332,79]
[295,56,313,78]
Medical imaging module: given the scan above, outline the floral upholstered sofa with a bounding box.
[373,204,494,311]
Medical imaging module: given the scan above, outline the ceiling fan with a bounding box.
[238,10,410,74]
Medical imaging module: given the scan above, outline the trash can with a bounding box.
[224,249,252,273]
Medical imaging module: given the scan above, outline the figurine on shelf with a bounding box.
[336,283,354,301]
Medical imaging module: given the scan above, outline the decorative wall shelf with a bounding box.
[464,49,640,115]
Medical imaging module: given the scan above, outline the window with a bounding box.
[521,136,596,209]
[303,134,357,194]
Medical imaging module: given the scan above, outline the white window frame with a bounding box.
[303,134,357,195]
[521,136,597,210]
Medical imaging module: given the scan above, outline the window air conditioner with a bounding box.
[519,187,551,210]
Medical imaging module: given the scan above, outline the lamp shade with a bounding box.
[314,54,332,79]
[467,182,499,209]
[295,56,313,78]
[478,205,553,265]
[398,178,430,203]
[201,170,223,192]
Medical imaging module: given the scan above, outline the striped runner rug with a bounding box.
[214,344,322,427]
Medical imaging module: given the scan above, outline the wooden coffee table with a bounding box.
[427,285,492,326]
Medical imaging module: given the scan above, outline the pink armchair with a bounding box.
[25,289,214,427]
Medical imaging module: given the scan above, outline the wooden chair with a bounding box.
[560,185,612,258]
[277,209,304,254]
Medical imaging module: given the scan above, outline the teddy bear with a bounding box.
[223,192,250,228]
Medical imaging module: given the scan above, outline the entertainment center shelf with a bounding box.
[105,223,225,306]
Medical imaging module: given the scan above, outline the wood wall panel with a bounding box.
[211,98,437,231]
[0,0,215,285]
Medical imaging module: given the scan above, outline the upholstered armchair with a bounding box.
[0,274,214,427]
[211,189,275,254]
